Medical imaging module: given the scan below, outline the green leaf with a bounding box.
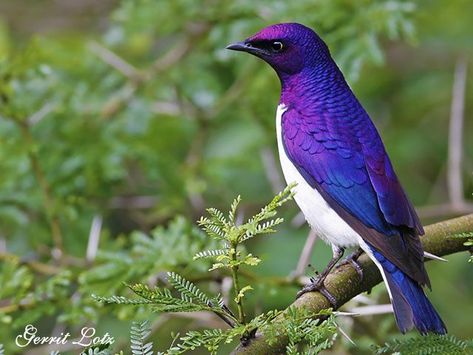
[242,254,261,266]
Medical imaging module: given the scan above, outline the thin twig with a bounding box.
[230,244,246,325]
[108,195,158,209]
[208,302,236,328]
[86,214,102,262]
[151,100,182,116]
[89,41,140,80]
[27,102,56,125]
[418,202,473,219]
[0,252,61,275]
[448,56,468,209]
[291,211,306,227]
[8,113,64,258]
[100,83,137,118]
[336,323,356,345]
[260,147,285,194]
[292,230,318,278]
[348,304,393,316]
[150,39,190,74]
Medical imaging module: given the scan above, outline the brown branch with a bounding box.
[232,214,473,354]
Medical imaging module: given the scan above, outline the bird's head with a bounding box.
[226,23,330,78]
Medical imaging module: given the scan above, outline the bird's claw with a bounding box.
[296,277,337,307]
[339,258,363,280]
[337,249,364,281]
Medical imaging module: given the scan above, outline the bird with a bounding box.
[226,23,446,335]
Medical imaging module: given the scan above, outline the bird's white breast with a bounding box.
[275,104,361,248]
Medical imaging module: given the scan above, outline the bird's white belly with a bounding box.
[275,104,361,248]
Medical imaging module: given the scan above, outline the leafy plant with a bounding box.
[374,334,473,355]
[460,233,473,264]
[453,231,473,263]
[97,185,338,353]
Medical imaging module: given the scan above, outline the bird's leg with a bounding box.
[296,246,345,306]
[337,247,364,280]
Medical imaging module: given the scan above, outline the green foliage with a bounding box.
[80,217,217,296]
[453,231,473,263]
[0,216,218,350]
[0,0,471,353]
[197,183,294,264]
[167,329,230,355]
[0,0,420,260]
[374,334,473,355]
[97,281,216,314]
[99,187,340,353]
[267,308,337,355]
[465,240,473,263]
[130,320,153,355]
[165,308,337,355]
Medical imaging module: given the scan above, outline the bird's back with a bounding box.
[279,62,428,286]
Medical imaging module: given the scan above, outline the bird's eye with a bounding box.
[271,41,284,52]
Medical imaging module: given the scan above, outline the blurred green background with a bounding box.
[0,0,471,354]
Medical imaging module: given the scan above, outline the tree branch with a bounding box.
[232,214,473,354]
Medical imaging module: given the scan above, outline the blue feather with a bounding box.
[369,244,446,334]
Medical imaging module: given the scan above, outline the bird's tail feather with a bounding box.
[368,245,446,334]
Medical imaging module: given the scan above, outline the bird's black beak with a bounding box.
[225,41,249,52]
[226,41,267,56]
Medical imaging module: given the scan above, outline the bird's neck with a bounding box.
[279,61,351,109]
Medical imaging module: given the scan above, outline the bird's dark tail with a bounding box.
[368,246,446,335]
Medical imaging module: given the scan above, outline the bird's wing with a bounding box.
[281,107,429,286]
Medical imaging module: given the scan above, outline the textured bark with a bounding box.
[232,214,473,355]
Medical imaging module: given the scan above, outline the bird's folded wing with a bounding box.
[281,108,429,286]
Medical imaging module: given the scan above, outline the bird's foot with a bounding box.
[337,248,364,281]
[296,274,337,307]
[296,246,344,307]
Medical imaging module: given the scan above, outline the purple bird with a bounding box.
[227,23,446,335]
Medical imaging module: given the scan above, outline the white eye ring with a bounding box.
[271,41,284,52]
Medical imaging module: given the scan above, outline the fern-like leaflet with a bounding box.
[193,249,226,260]
[130,320,153,355]
[92,294,152,305]
[374,334,473,354]
[167,272,213,306]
